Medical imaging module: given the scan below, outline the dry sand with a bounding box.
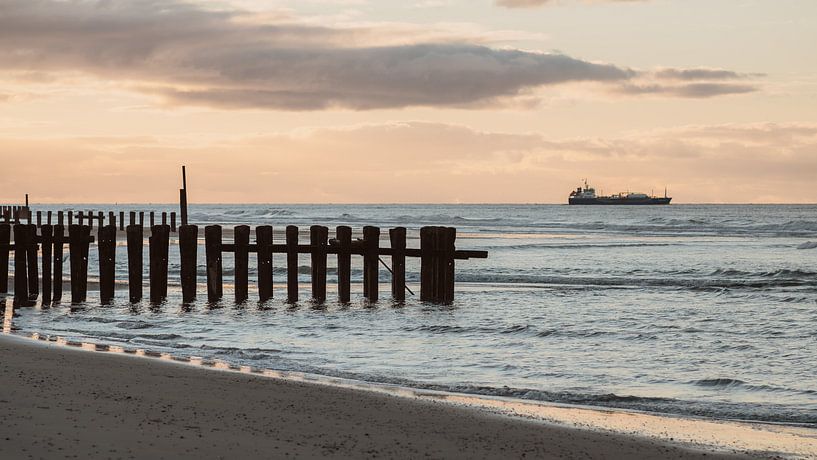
[0,334,757,459]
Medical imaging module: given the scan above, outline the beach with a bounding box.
[0,333,752,459]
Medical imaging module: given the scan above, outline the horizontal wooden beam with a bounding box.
[218,243,486,260]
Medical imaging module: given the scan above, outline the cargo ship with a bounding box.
[569,181,671,205]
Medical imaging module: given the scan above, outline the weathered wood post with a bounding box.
[170,212,177,232]
[0,224,9,293]
[149,225,170,303]
[420,227,434,302]
[161,212,167,227]
[57,211,63,226]
[149,212,155,227]
[234,225,250,303]
[139,212,144,227]
[286,225,298,303]
[108,211,115,229]
[178,224,198,303]
[68,224,91,303]
[180,165,189,226]
[336,226,352,303]
[129,211,136,226]
[41,224,53,303]
[26,224,39,299]
[47,211,52,225]
[77,211,83,227]
[441,227,456,304]
[98,211,104,228]
[126,224,143,302]
[36,211,42,227]
[389,227,407,301]
[98,224,116,303]
[13,224,29,306]
[119,211,125,231]
[256,225,273,302]
[53,224,64,301]
[310,225,328,302]
[205,225,223,302]
[363,226,380,302]
[67,211,73,226]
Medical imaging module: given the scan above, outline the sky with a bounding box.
[1,0,816,203]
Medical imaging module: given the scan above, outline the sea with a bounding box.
[6,204,817,426]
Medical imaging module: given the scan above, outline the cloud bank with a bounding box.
[497,0,644,8]
[0,0,757,110]
[2,122,814,203]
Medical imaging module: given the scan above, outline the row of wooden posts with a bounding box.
[2,209,180,232]
[0,222,486,306]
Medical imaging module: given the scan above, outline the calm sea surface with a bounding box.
[7,204,817,425]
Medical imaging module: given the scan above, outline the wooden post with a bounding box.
[180,165,189,226]
[234,225,250,303]
[0,224,9,293]
[129,211,136,226]
[68,225,91,303]
[12,224,28,306]
[119,211,125,231]
[149,225,170,303]
[205,225,223,302]
[47,211,52,225]
[67,211,73,226]
[363,226,379,302]
[161,212,167,226]
[286,225,298,303]
[41,224,53,303]
[310,225,328,302]
[179,224,198,303]
[109,211,115,229]
[420,227,434,302]
[77,211,83,227]
[336,226,351,303]
[53,224,64,301]
[389,227,406,301]
[26,224,39,299]
[441,227,456,304]
[139,212,144,227]
[126,224,143,302]
[256,225,273,302]
[149,212,155,227]
[36,211,42,227]
[98,224,116,303]
[98,211,104,228]
[170,212,176,232]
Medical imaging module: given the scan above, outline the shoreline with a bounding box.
[1,332,813,458]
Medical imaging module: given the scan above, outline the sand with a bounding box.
[0,334,758,459]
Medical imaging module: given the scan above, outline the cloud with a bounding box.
[617,82,758,98]
[497,0,644,8]
[0,0,756,110]
[2,122,814,203]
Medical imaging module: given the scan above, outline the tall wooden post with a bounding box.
[13,224,29,306]
[53,224,64,301]
[149,225,170,303]
[234,225,250,303]
[256,225,273,302]
[26,224,39,299]
[310,225,328,302]
[389,227,406,301]
[98,224,116,303]
[68,224,91,303]
[180,165,189,226]
[286,226,298,303]
[0,224,9,294]
[205,225,223,302]
[363,226,380,302]
[336,226,351,303]
[441,227,456,304]
[119,211,125,231]
[40,224,53,303]
[420,227,434,302]
[126,224,143,302]
[179,224,198,303]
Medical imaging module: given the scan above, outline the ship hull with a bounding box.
[569,197,672,205]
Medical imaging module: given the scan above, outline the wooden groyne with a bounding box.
[1,209,179,232]
[1,222,487,306]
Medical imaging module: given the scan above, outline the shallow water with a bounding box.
[5,204,817,425]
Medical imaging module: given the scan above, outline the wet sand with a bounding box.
[0,334,753,459]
